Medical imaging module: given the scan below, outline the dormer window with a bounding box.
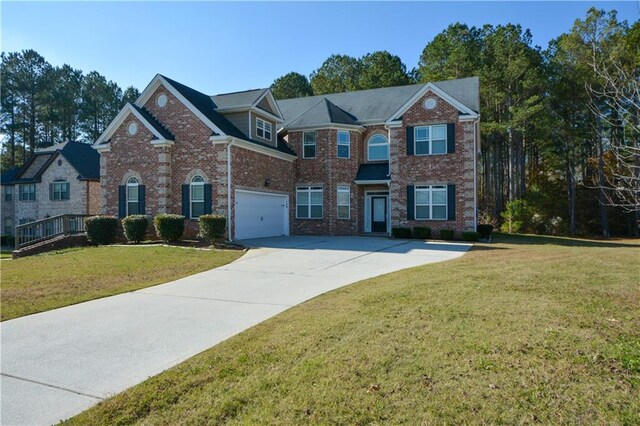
[256,118,272,140]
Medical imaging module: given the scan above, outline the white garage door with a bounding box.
[235,190,289,240]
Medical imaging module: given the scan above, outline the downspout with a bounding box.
[385,125,392,236]
[227,138,234,241]
[473,119,479,231]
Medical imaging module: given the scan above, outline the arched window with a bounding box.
[190,176,205,218]
[126,177,140,215]
[368,134,389,161]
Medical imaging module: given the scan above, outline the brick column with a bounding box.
[156,146,172,214]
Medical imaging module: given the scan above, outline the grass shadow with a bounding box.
[493,232,640,249]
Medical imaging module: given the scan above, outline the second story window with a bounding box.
[19,184,36,201]
[415,125,447,155]
[51,180,70,201]
[256,118,272,140]
[337,131,350,159]
[3,186,12,202]
[303,131,316,159]
[367,134,389,161]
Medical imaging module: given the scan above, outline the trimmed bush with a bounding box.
[199,214,227,243]
[462,231,480,242]
[391,227,412,239]
[440,229,455,240]
[121,215,149,243]
[84,215,118,245]
[413,226,432,239]
[477,224,494,239]
[154,214,185,243]
[1,235,15,247]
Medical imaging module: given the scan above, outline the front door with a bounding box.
[371,196,387,233]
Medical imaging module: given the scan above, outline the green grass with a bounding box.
[0,249,12,259]
[0,246,244,321]
[67,234,640,425]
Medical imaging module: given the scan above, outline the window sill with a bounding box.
[295,217,323,220]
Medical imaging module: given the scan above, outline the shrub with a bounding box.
[391,227,412,239]
[500,199,530,233]
[477,224,494,239]
[154,214,185,242]
[84,216,118,245]
[462,231,480,242]
[199,214,227,243]
[413,226,432,239]
[1,235,15,247]
[440,229,455,240]
[121,215,149,243]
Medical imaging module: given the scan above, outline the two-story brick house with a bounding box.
[0,141,101,236]
[95,74,479,240]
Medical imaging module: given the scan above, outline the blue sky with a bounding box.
[2,2,638,94]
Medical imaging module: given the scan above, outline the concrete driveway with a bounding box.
[1,236,470,425]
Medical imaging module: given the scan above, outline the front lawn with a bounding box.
[1,249,12,259]
[0,246,244,321]
[67,234,640,424]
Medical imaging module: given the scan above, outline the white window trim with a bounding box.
[337,185,350,219]
[256,117,272,141]
[52,181,70,201]
[4,186,13,202]
[190,176,205,219]
[337,131,350,159]
[303,131,317,159]
[126,177,140,216]
[296,186,323,219]
[19,184,36,201]
[415,185,448,221]
[414,124,447,156]
[367,134,389,161]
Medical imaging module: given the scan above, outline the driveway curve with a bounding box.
[1,236,470,425]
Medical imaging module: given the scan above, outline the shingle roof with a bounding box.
[355,163,390,182]
[13,141,99,183]
[211,88,267,110]
[277,77,479,127]
[130,104,175,140]
[288,98,358,128]
[160,75,295,156]
[0,167,20,185]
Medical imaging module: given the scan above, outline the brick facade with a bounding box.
[99,79,477,240]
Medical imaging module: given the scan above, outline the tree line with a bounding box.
[270,8,638,237]
[0,50,140,169]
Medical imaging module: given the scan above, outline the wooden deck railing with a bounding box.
[15,214,88,250]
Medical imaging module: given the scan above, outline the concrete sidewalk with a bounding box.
[1,236,470,425]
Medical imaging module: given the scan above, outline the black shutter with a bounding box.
[406,126,414,156]
[447,184,456,221]
[182,184,190,218]
[447,123,456,153]
[139,185,146,215]
[64,182,70,200]
[204,183,212,214]
[407,185,415,220]
[118,186,126,218]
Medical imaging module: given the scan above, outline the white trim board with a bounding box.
[94,103,174,146]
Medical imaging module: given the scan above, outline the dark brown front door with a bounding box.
[371,196,387,233]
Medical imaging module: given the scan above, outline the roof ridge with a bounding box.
[213,87,267,97]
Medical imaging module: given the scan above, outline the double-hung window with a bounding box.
[337,131,350,159]
[337,186,350,219]
[415,124,447,155]
[51,181,70,200]
[415,185,447,220]
[3,186,12,202]
[190,176,205,218]
[19,184,36,201]
[126,177,140,215]
[296,186,322,219]
[303,131,316,158]
[256,118,272,140]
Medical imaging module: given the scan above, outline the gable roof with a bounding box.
[95,103,175,145]
[277,76,479,128]
[211,88,268,110]
[12,141,99,183]
[130,104,175,140]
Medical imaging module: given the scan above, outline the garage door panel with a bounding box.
[235,191,288,240]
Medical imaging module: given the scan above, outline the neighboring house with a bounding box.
[95,74,479,240]
[0,141,101,235]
